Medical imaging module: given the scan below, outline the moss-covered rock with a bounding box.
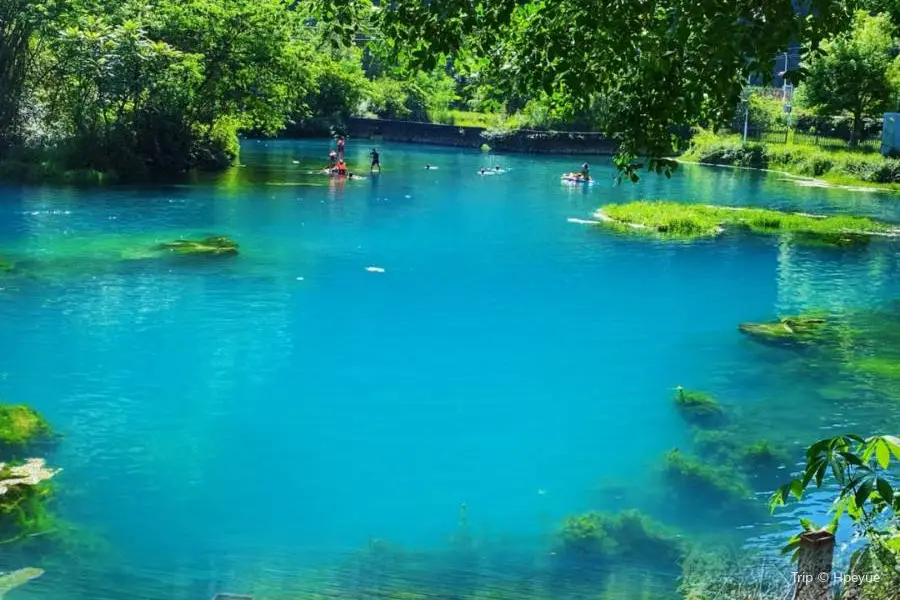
[0,405,51,448]
[557,510,685,566]
[674,387,725,427]
[741,440,788,469]
[662,448,752,507]
[155,235,238,257]
[738,316,828,347]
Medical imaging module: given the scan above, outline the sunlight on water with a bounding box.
[1,141,900,599]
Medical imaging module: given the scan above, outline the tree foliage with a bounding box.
[770,434,900,566]
[306,0,858,176]
[799,11,900,145]
[0,0,310,175]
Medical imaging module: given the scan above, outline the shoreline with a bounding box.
[677,158,900,193]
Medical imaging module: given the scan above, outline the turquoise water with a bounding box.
[2,141,900,599]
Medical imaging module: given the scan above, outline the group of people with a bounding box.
[322,136,589,183]
[326,136,381,177]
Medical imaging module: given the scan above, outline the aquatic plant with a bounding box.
[662,449,752,507]
[741,440,788,469]
[692,430,789,474]
[0,568,44,597]
[0,405,51,449]
[673,387,725,427]
[155,235,239,257]
[0,258,13,273]
[595,201,892,244]
[0,458,59,540]
[557,509,685,566]
[738,316,829,347]
[852,356,900,381]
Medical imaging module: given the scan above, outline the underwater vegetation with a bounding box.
[155,235,239,257]
[0,257,13,273]
[0,404,52,448]
[0,404,59,542]
[692,430,788,473]
[556,509,686,568]
[673,387,725,427]
[738,316,830,347]
[662,449,754,510]
[0,568,44,598]
[595,201,892,245]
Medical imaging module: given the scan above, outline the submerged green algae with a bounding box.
[738,316,829,347]
[0,405,51,448]
[596,201,892,244]
[674,387,725,427]
[557,509,685,566]
[155,235,239,257]
[662,449,753,507]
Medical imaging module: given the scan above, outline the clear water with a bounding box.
[2,140,900,599]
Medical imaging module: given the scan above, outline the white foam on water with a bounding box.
[366,267,385,273]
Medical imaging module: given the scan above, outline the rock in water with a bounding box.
[0,568,43,597]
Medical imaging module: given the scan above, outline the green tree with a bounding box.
[800,10,900,145]
[309,0,856,178]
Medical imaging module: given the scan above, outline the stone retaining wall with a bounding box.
[346,117,618,155]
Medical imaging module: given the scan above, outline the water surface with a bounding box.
[2,141,900,599]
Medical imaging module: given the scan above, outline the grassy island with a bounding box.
[596,201,892,244]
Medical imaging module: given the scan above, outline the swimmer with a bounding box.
[479,168,486,175]
[425,164,436,170]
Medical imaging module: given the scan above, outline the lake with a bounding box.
[1,140,900,600]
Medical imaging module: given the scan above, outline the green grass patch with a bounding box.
[597,201,890,243]
[682,130,900,190]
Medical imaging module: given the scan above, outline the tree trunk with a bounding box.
[793,530,835,600]
[851,112,863,148]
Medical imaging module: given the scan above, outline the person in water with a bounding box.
[336,160,348,176]
[580,163,591,180]
[328,150,337,168]
[425,164,433,170]
[479,168,486,175]
[337,136,346,159]
[370,148,381,172]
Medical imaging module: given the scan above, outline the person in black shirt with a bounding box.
[370,148,381,172]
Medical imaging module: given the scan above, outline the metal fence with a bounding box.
[732,116,883,152]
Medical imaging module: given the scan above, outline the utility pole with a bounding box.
[743,74,751,144]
